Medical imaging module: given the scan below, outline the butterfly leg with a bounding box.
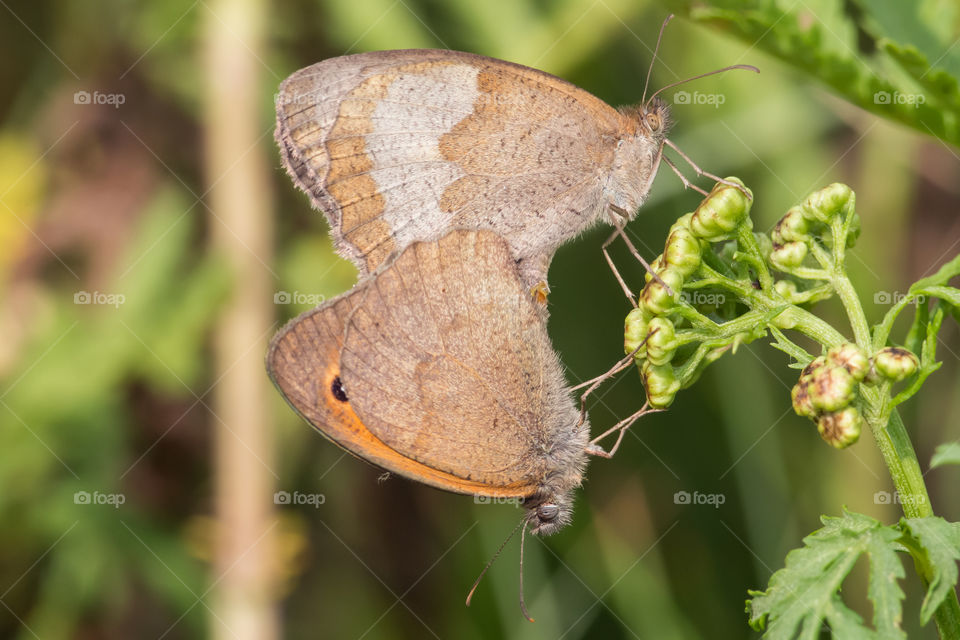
[605,204,675,297]
[585,401,660,458]
[572,343,646,433]
[662,155,709,197]
[602,222,637,306]
[663,138,751,199]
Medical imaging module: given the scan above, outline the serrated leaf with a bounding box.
[931,442,960,468]
[747,510,905,639]
[882,41,960,112]
[677,0,960,145]
[824,595,875,639]
[899,518,960,623]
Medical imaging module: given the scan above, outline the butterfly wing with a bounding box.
[266,230,582,497]
[339,229,583,488]
[276,49,626,283]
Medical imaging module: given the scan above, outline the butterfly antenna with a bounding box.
[519,521,535,623]
[646,64,759,106]
[641,14,674,105]
[466,518,524,608]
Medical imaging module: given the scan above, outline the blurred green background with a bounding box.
[1,0,958,638]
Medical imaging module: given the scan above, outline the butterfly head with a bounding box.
[523,492,574,536]
[633,97,672,146]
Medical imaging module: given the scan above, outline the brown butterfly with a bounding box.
[275,48,673,290]
[267,229,590,537]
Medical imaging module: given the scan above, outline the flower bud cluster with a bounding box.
[625,179,752,408]
[791,343,918,448]
[769,183,860,281]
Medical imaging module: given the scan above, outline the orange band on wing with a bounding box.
[315,361,536,499]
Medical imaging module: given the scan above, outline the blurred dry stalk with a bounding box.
[203,0,278,637]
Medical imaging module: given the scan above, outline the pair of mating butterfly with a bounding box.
[267,18,755,619]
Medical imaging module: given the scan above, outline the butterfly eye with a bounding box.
[646,112,662,132]
[536,504,559,521]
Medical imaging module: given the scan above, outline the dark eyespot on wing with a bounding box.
[331,376,349,402]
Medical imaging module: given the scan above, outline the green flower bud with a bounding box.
[769,241,808,270]
[662,226,703,277]
[645,317,678,366]
[791,380,816,418]
[817,406,862,449]
[826,343,869,381]
[644,255,664,283]
[689,178,752,241]
[640,268,684,316]
[774,279,799,299]
[668,212,694,235]
[800,356,828,381]
[772,207,810,244]
[641,360,680,409]
[808,366,857,412]
[624,307,651,357]
[801,183,853,223]
[872,347,919,382]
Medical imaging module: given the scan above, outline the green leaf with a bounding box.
[912,285,960,310]
[909,253,960,292]
[677,0,960,145]
[931,442,960,469]
[903,299,929,357]
[899,518,960,624]
[768,325,815,368]
[747,509,905,638]
[891,303,944,407]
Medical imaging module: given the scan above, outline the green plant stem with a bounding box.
[865,402,930,518]
[736,224,774,291]
[863,405,960,637]
[830,270,873,351]
[838,264,960,637]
